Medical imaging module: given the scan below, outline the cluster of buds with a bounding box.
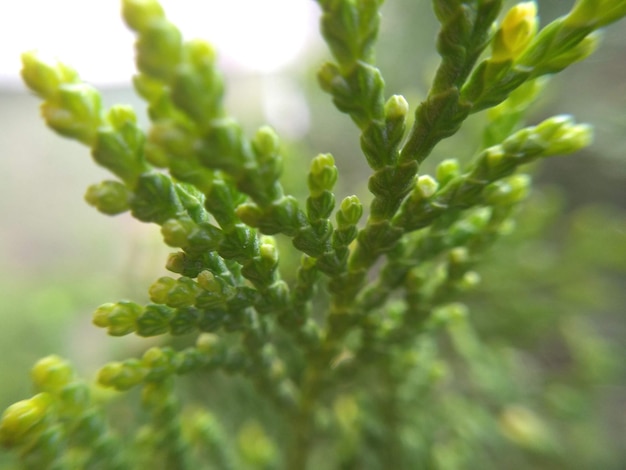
[3,0,625,467]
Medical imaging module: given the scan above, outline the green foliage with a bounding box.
[2,1,625,468]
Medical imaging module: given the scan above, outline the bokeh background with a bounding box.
[1,0,625,467]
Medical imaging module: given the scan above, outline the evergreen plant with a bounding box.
[2,1,625,468]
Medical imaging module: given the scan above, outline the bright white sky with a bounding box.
[0,0,319,87]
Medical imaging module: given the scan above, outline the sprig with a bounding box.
[4,0,626,468]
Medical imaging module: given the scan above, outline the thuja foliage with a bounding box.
[2,0,625,468]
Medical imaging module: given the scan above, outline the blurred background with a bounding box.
[0,0,625,467]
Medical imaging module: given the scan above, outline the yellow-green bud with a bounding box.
[97,362,123,388]
[538,33,601,75]
[167,277,201,308]
[308,153,338,196]
[384,94,409,121]
[460,271,481,290]
[85,180,131,215]
[149,276,177,304]
[135,19,183,81]
[418,174,439,198]
[161,218,195,248]
[535,115,593,156]
[122,0,166,32]
[260,239,279,265]
[107,301,143,336]
[0,393,53,447]
[41,83,103,145]
[317,62,342,94]
[142,346,165,364]
[486,147,506,169]
[492,2,538,62]
[534,115,573,140]
[165,252,186,274]
[92,303,115,328]
[186,39,217,67]
[197,272,234,301]
[449,247,470,265]
[21,52,77,98]
[98,360,145,390]
[196,333,220,354]
[565,0,626,29]
[196,271,218,292]
[252,126,280,159]
[411,175,438,201]
[142,347,176,379]
[468,207,493,228]
[31,356,74,393]
[484,174,531,206]
[436,159,460,187]
[236,202,263,228]
[337,195,363,228]
[107,105,137,129]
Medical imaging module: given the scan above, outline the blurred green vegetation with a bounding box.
[1,0,625,468]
